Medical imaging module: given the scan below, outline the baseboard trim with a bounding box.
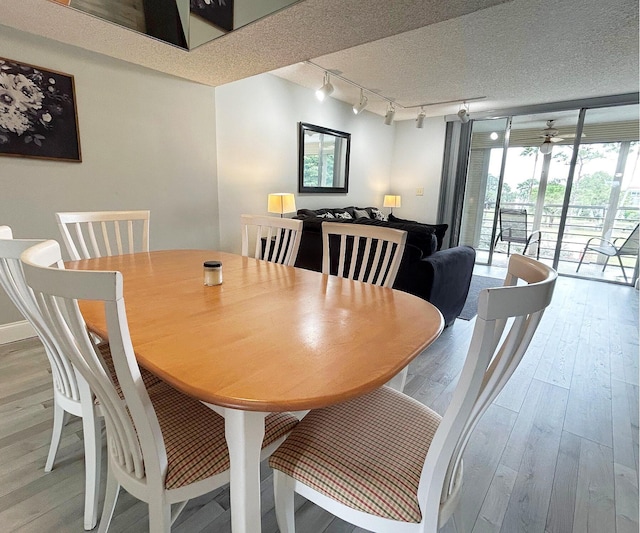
[0,320,36,345]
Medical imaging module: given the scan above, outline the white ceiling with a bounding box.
[2,0,638,122]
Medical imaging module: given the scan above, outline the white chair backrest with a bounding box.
[56,210,150,260]
[418,254,556,520]
[21,240,167,489]
[0,227,83,402]
[618,223,640,255]
[321,222,407,287]
[241,214,304,266]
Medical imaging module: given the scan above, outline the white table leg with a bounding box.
[223,408,267,533]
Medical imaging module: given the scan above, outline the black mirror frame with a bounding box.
[298,122,351,194]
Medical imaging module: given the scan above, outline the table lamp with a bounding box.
[268,193,297,217]
[383,195,401,214]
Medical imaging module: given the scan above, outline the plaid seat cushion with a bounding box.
[269,386,441,523]
[147,382,298,489]
[97,342,162,396]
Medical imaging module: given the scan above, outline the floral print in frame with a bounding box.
[0,57,81,162]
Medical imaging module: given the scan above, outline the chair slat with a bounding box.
[87,222,101,258]
[240,215,304,267]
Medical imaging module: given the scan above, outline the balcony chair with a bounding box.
[240,214,304,266]
[575,223,639,283]
[56,210,150,260]
[269,254,557,533]
[493,208,541,260]
[321,221,409,390]
[20,239,298,532]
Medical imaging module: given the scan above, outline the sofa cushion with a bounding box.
[353,218,437,257]
[388,214,448,251]
[297,208,330,218]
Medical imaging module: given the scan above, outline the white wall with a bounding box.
[389,117,446,223]
[0,26,451,331]
[215,73,397,253]
[0,26,220,326]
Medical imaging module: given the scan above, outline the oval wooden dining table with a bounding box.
[68,250,444,533]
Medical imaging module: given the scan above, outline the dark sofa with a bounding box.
[293,206,475,326]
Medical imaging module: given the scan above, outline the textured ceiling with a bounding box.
[1,0,638,122]
[273,0,640,120]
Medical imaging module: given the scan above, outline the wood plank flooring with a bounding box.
[0,275,637,532]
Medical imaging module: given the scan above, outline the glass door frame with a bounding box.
[439,93,640,283]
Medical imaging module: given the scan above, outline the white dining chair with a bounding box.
[321,222,407,288]
[56,210,150,260]
[0,226,102,530]
[241,214,304,266]
[322,221,409,390]
[21,239,299,533]
[269,254,557,533]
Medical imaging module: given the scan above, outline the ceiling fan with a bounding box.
[538,119,583,154]
[539,120,565,143]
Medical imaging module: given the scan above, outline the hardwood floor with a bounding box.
[0,275,637,532]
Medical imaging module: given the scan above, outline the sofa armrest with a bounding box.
[393,246,475,327]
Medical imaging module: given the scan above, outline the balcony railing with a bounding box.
[476,202,639,265]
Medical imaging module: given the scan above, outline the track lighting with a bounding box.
[384,103,396,126]
[304,61,486,124]
[416,107,426,129]
[457,102,470,123]
[352,89,368,115]
[315,72,334,102]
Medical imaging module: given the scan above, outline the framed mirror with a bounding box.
[298,122,350,193]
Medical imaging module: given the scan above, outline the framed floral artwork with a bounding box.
[190,0,234,32]
[0,57,81,162]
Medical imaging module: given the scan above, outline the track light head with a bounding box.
[315,72,334,102]
[457,108,469,123]
[352,89,368,115]
[457,102,470,123]
[416,107,426,129]
[384,103,396,126]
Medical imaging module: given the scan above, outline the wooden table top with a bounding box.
[69,250,443,412]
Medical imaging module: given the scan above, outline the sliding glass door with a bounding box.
[456,102,639,284]
[556,105,639,282]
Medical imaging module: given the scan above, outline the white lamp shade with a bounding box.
[383,195,402,208]
[268,193,297,214]
[539,140,553,155]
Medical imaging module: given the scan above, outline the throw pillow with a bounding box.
[370,207,388,221]
[388,214,448,251]
[335,211,353,219]
[317,212,335,219]
[353,208,370,219]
